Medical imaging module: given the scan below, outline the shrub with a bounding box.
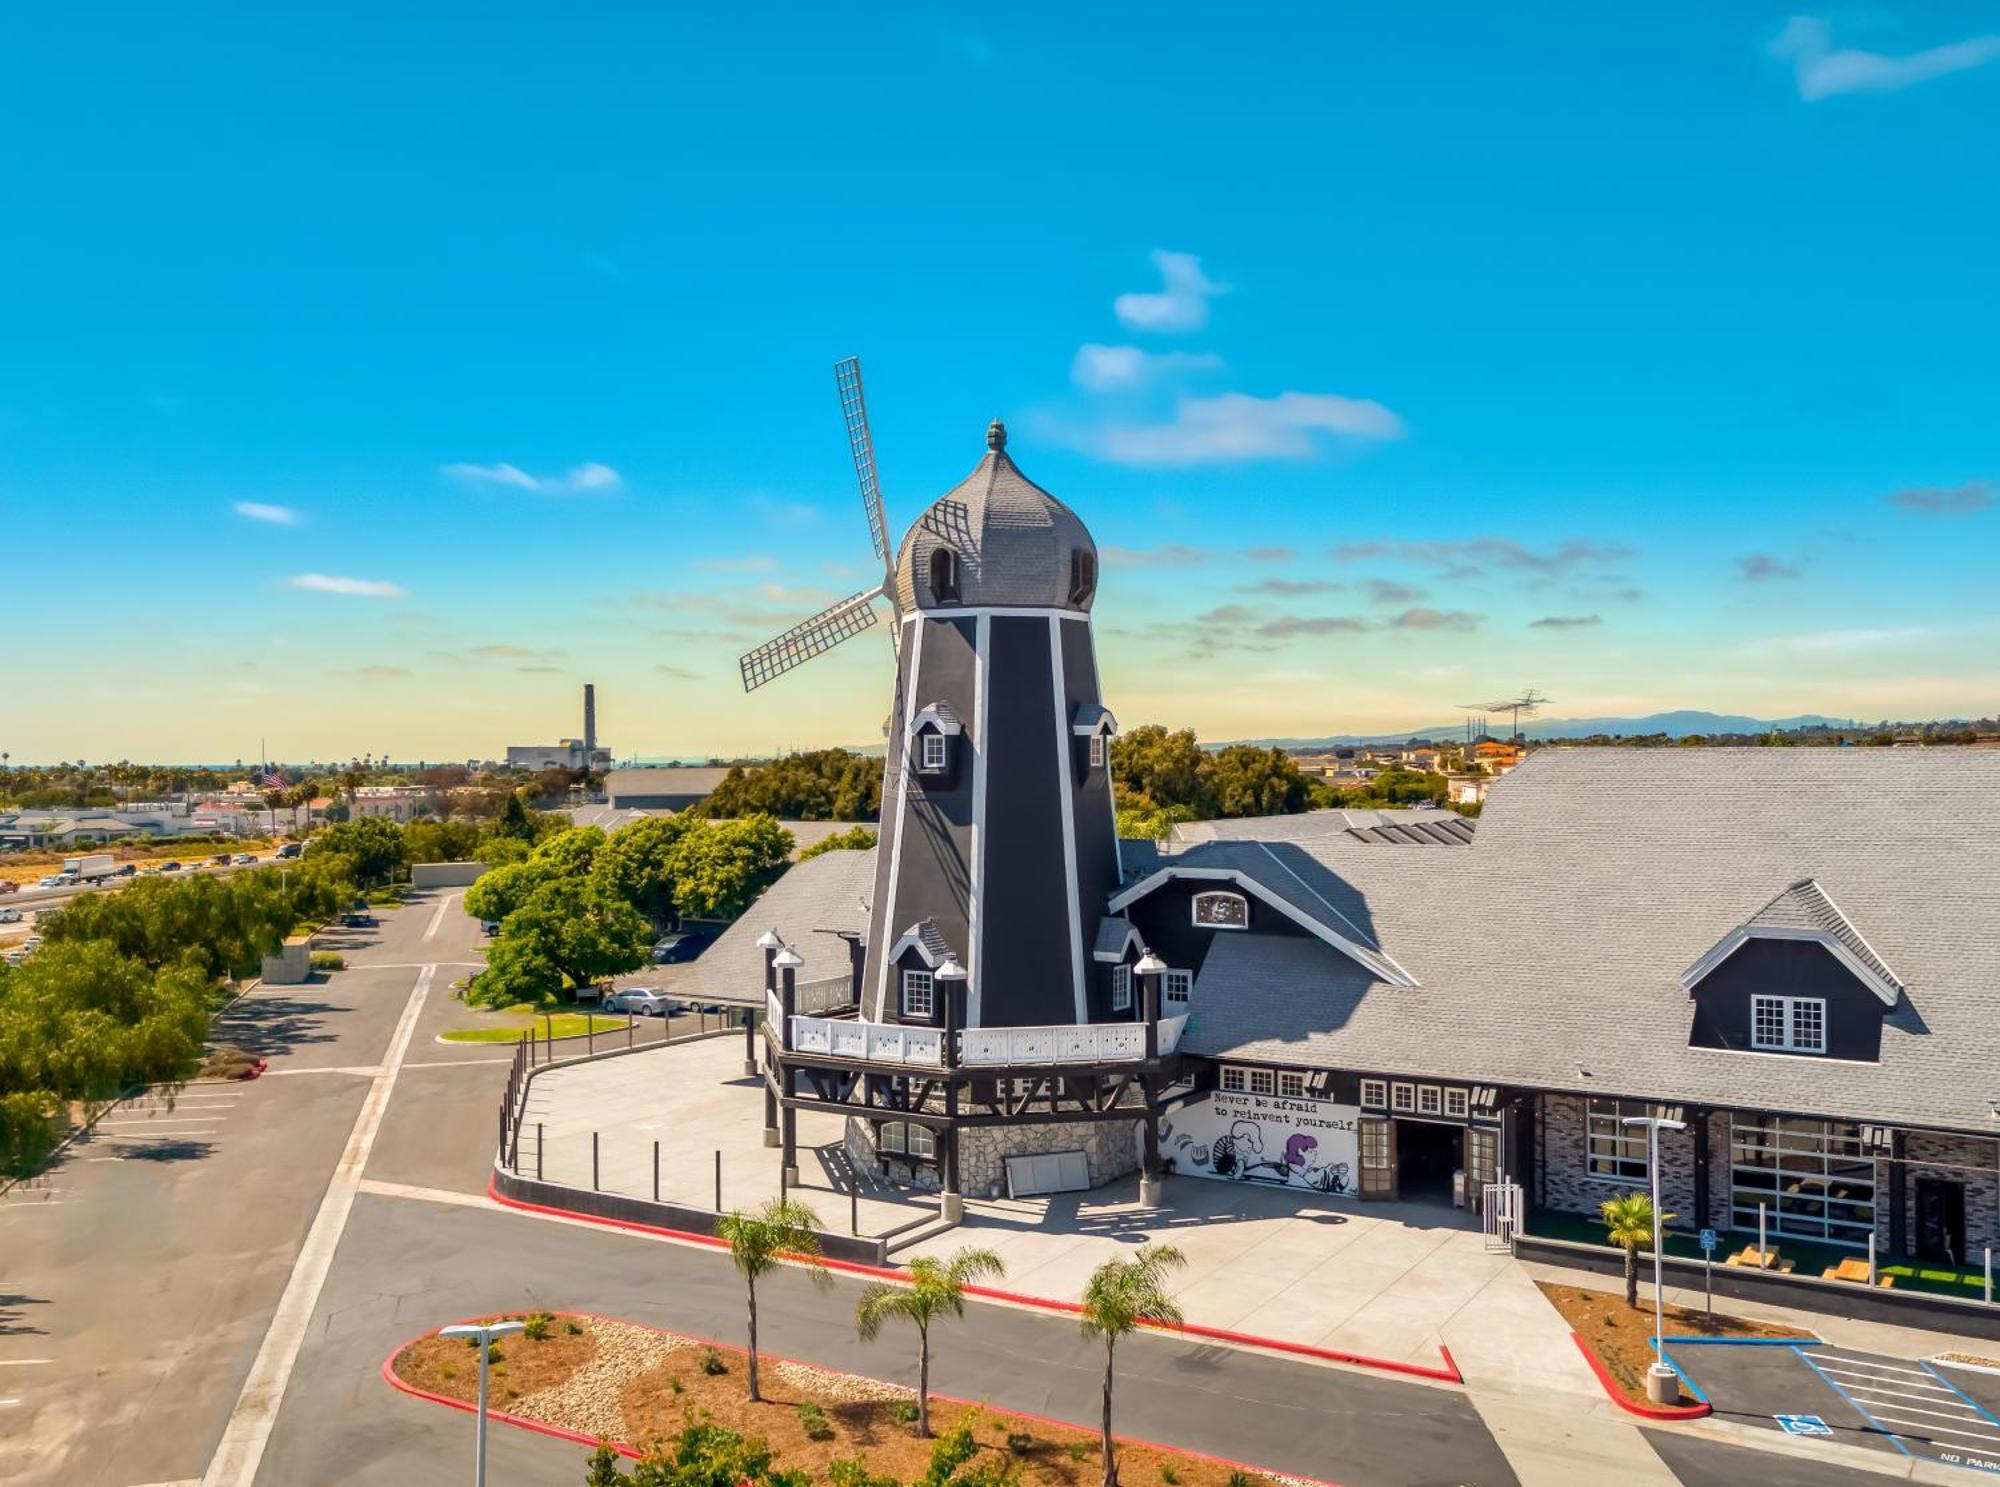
[486,1343,504,1365]
[523,1311,554,1341]
[309,950,344,971]
[699,1347,727,1376]
[1065,1442,1088,1463]
[892,1400,919,1424]
[566,1319,583,1335]
[796,1402,835,1441]
[1160,1467,1179,1485]
[1227,1473,1256,1487]
[1005,1432,1034,1455]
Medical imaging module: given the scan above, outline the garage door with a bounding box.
[1006,1150,1089,1197]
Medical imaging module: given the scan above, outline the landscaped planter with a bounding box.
[386,1311,1331,1486]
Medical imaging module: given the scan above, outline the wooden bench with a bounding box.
[1821,1258,1896,1287]
[1728,1247,1795,1273]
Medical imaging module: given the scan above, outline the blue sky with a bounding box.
[4,4,1997,763]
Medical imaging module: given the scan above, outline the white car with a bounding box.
[38,874,72,888]
[0,907,22,923]
[604,987,672,1017]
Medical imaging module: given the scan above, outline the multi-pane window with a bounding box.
[1278,1071,1306,1099]
[1444,1087,1470,1120]
[1390,1082,1416,1113]
[1360,1120,1391,1170]
[1731,1115,1875,1248]
[1585,1098,1651,1185]
[878,1121,938,1159]
[1751,995,1827,1054]
[1110,963,1132,1011]
[1417,1085,1443,1116]
[908,1123,938,1158]
[1247,1068,1276,1096]
[901,969,934,1019]
[1163,969,1192,1008]
[920,733,947,771]
[1220,1067,1247,1092]
[1360,1079,1388,1109]
[1089,734,1106,768]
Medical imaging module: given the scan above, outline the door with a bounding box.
[1915,1178,1966,1267]
[1358,1117,1395,1199]
[1465,1127,1499,1216]
[1005,1150,1090,1198]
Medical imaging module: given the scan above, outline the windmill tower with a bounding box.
[740,359,1122,1032]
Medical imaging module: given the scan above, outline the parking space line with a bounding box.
[1923,1362,2000,1430]
[1839,1399,1993,1425]
[1814,1354,1938,1377]
[1865,1417,2000,1445]
[1794,1347,1919,1462]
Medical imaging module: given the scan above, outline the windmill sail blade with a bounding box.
[738,587,883,692]
[835,356,892,571]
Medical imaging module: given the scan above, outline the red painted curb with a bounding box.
[483,1175,1462,1384]
[1568,1331,1710,1419]
[382,1310,1346,1486]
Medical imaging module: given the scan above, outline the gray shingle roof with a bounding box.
[683,847,875,1004]
[892,439,1095,613]
[1178,748,2000,1133]
[1172,807,1474,846]
[1744,878,1901,995]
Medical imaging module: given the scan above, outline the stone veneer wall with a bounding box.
[1540,1094,1713,1231]
[1903,1131,2000,1257]
[844,1115,1141,1198]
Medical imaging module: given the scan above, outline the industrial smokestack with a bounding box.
[583,683,597,753]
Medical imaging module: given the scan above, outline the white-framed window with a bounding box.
[1163,969,1192,1008]
[1089,733,1106,768]
[1278,1071,1306,1099]
[908,1122,938,1159]
[1444,1087,1470,1120]
[919,732,947,771]
[1731,1115,1875,1249]
[1220,1066,1247,1092]
[1360,1078,1388,1109]
[880,1121,905,1154]
[1586,1098,1652,1185]
[1390,1082,1416,1113]
[1248,1068,1276,1096]
[901,969,935,1019]
[878,1121,938,1159]
[1190,890,1250,930]
[1751,995,1827,1054]
[1110,963,1131,1011]
[1417,1085,1443,1116]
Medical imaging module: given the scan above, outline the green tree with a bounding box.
[855,1246,1005,1437]
[491,791,538,843]
[1203,745,1310,818]
[591,814,696,930]
[796,825,878,861]
[1600,1192,1670,1308]
[699,749,883,821]
[1078,1245,1185,1487]
[1109,726,1213,816]
[624,1418,810,1487]
[670,816,793,920]
[470,882,652,1005]
[714,1199,830,1402]
[304,816,405,886]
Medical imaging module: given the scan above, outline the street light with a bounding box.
[1622,1115,1687,1404]
[438,1319,527,1485]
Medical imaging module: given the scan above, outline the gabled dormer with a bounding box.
[907,701,964,781]
[1682,879,1902,1061]
[1071,702,1117,778]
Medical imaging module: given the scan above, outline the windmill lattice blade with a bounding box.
[835,356,893,569]
[738,588,883,692]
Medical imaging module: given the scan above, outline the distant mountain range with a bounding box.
[1227,711,1856,748]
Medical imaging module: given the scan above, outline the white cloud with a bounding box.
[1092,391,1405,466]
[443,461,623,495]
[287,573,406,598]
[1113,250,1227,333]
[233,501,301,526]
[1744,625,1940,655]
[1070,344,1224,391]
[1771,17,2000,100]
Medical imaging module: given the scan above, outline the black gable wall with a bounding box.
[1125,877,1311,978]
[1688,937,1889,1061]
[978,616,1079,1026]
[1061,616,1121,991]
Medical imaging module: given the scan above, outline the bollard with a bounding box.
[592,1130,600,1191]
[1868,1230,1878,1286]
[653,1140,660,1203]
[628,1016,634,1050]
[851,1181,858,1236]
[1758,1203,1767,1265]
[1986,1248,1993,1305]
[537,1122,544,1182]
[715,1150,722,1211]
[588,1020,594,1056]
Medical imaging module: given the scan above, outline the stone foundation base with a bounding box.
[846,1114,1140,1199]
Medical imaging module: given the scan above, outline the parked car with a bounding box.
[159,860,182,872]
[604,987,672,1017]
[479,920,501,936]
[0,879,18,894]
[650,930,713,964]
[232,852,256,864]
[341,911,377,928]
[275,842,303,860]
[211,853,232,866]
[0,907,22,923]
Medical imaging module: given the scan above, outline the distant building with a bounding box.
[602,766,732,811]
[349,786,434,824]
[506,683,612,773]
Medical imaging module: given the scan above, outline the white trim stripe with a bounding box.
[968,611,990,1029]
[873,618,927,1022]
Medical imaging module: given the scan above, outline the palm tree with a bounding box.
[855,1245,1006,1437]
[714,1198,829,1401]
[1601,1192,1671,1308]
[1078,1244,1185,1487]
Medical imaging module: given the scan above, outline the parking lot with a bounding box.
[1667,1338,2000,1474]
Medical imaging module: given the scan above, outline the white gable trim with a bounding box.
[1679,926,1901,1007]
[1070,706,1118,737]
[1092,920,1141,962]
[907,702,964,738]
[885,926,947,970]
[1108,866,1420,989]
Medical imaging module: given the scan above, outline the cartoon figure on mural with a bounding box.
[1162,1117,1351,1193]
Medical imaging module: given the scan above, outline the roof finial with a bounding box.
[986,417,1007,452]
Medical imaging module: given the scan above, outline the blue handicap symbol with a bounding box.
[1699,1228,1719,1253]
[1776,1414,1832,1437]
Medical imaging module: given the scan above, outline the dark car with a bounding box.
[160,861,182,872]
[211,853,232,866]
[114,863,137,876]
[480,920,501,936]
[0,880,17,895]
[650,930,713,964]
[275,842,303,860]
[341,911,377,928]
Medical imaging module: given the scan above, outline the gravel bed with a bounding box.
[1936,1350,2000,1372]
[773,1358,914,1403]
[512,1320,694,1440]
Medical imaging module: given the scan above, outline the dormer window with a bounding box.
[929,547,961,603]
[907,702,963,777]
[1192,890,1249,930]
[1088,734,1106,768]
[1752,995,1826,1054]
[1068,547,1096,606]
[920,733,947,771]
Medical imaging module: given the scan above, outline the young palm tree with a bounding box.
[1600,1192,1671,1307]
[854,1245,1006,1437]
[1078,1244,1186,1487]
[714,1198,829,1401]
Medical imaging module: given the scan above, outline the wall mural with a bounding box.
[1160,1090,1360,1193]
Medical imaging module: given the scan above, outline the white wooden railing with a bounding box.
[785,1015,1171,1068]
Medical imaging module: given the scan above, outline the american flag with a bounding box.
[261,769,286,789]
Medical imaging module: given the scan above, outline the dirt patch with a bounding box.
[394,1314,600,1410]
[1938,1351,2000,1372]
[391,1313,1301,1487]
[1538,1281,1813,1407]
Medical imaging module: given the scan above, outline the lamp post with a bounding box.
[1622,1115,1687,1404]
[935,954,968,1221]
[1133,950,1168,1206]
[438,1319,527,1486]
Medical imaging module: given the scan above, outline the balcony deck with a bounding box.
[775,1008,1189,1069]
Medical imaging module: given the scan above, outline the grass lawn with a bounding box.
[438,1007,628,1043]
